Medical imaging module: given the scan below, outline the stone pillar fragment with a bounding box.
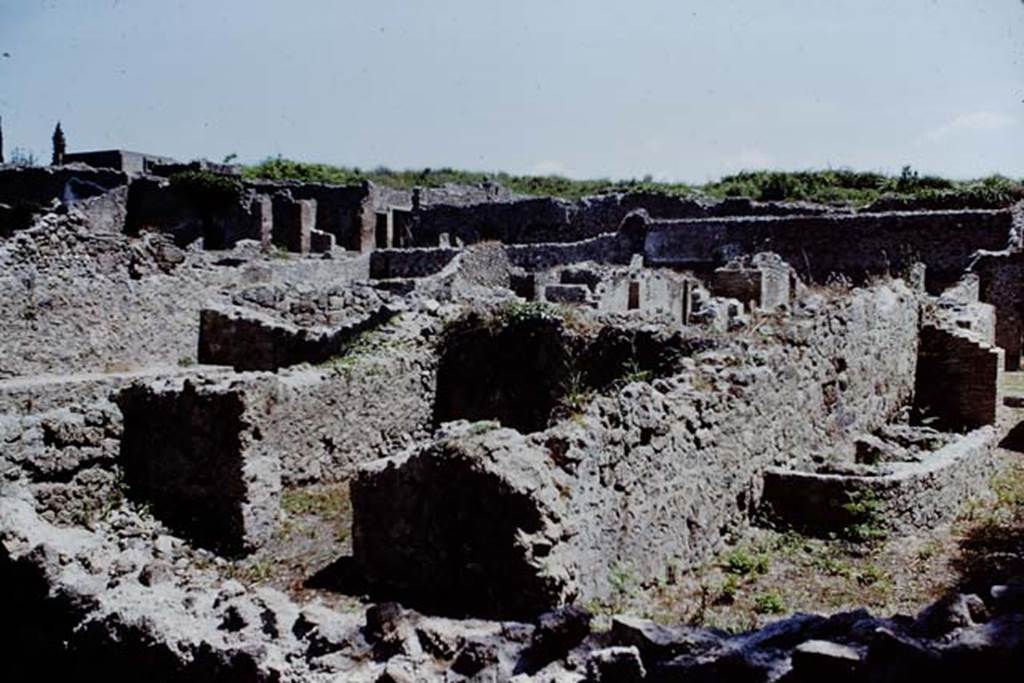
[252,194,273,249]
[272,193,316,254]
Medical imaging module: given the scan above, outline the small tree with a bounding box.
[0,115,5,164]
[51,122,66,166]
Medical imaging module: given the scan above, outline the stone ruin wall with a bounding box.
[352,283,921,614]
[914,324,1005,430]
[762,426,1001,536]
[548,282,921,601]
[0,213,371,378]
[645,209,1014,293]
[114,337,438,550]
[409,191,837,248]
[3,165,1024,679]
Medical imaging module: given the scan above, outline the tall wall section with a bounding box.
[645,210,1012,292]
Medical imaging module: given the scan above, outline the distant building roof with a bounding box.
[63,149,177,174]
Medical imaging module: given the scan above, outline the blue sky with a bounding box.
[1,0,1022,182]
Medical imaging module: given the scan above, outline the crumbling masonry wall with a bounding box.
[353,283,921,615]
[913,324,1004,430]
[645,209,1013,292]
[117,377,281,554]
[973,250,1024,370]
[762,426,999,535]
[122,329,436,501]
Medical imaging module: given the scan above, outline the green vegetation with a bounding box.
[723,546,771,577]
[558,369,594,418]
[316,319,407,376]
[244,157,1023,207]
[753,591,786,615]
[467,419,501,436]
[243,157,695,201]
[168,170,244,210]
[281,485,350,518]
[704,167,1022,207]
[615,360,654,387]
[840,490,888,543]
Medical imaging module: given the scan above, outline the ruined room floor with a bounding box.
[223,482,366,613]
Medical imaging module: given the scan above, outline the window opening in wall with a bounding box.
[628,281,640,310]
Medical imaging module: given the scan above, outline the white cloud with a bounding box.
[923,111,1018,142]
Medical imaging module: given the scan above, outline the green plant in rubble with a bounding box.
[840,490,887,543]
[608,561,639,606]
[317,327,393,373]
[559,369,594,416]
[468,420,501,436]
[616,359,653,387]
[753,591,786,615]
[719,574,741,604]
[723,547,770,577]
[281,486,350,518]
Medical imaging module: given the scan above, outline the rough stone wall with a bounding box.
[557,284,920,603]
[353,283,921,613]
[710,269,762,309]
[973,250,1024,370]
[0,365,229,416]
[913,324,1004,430]
[932,276,996,346]
[198,300,397,371]
[0,401,123,526]
[271,194,315,254]
[450,242,513,291]
[592,268,693,322]
[0,212,370,378]
[407,192,838,248]
[709,255,791,311]
[117,376,281,554]
[646,210,1013,292]
[762,426,999,534]
[248,180,370,250]
[125,176,256,248]
[0,165,128,207]
[120,344,435,491]
[369,247,461,279]
[269,348,437,484]
[505,232,633,271]
[71,184,129,234]
[412,196,574,246]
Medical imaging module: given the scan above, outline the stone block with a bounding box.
[251,194,272,249]
[117,376,281,554]
[309,227,335,254]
